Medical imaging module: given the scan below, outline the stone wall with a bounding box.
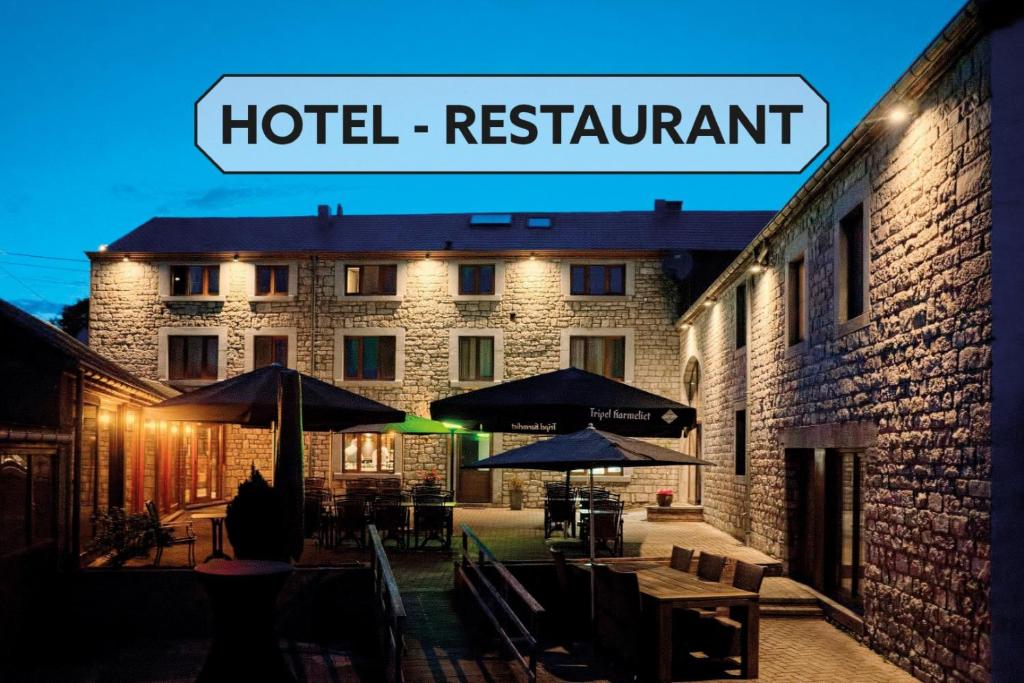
[682,38,992,682]
[90,255,686,504]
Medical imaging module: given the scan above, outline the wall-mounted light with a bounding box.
[749,263,764,274]
[424,252,431,260]
[703,299,715,308]
[233,253,240,262]
[145,420,156,431]
[98,411,111,427]
[888,106,910,124]
[98,244,108,252]
[184,424,193,436]
[125,412,136,429]
[170,424,180,435]
[529,253,536,261]
[122,255,129,262]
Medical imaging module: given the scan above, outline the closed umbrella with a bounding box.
[275,369,305,562]
[464,425,714,621]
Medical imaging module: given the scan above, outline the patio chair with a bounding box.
[544,483,576,538]
[697,551,727,582]
[304,488,332,547]
[333,494,369,548]
[697,560,766,660]
[413,494,451,548]
[373,493,409,548]
[582,499,624,556]
[411,483,442,497]
[671,545,695,572]
[377,476,402,493]
[304,476,325,491]
[145,500,196,567]
[593,564,652,674]
[346,478,378,501]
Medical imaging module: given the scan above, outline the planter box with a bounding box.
[645,504,704,522]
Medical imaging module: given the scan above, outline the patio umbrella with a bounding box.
[147,364,404,431]
[430,367,695,437]
[464,425,714,621]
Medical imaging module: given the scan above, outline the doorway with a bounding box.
[456,433,493,503]
[786,447,865,611]
[682,357,702,505]
[189,424,225,505]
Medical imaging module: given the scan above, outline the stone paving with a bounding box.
[115,506,916,682]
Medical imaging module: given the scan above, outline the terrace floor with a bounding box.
[108,506,914,682]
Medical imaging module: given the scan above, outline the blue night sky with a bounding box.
[0,0,964,316]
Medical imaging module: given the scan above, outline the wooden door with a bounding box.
[456,433,493,503]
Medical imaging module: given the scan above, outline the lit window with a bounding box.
[838,204,866,321]
[344,265,398,296]
[571,466,623,476]
[458,336,495,382]
[570,264,626,296]
[343,336,397,380]
[339,433,396,473]
[170,265,219,296]
[570,336,625,380]
[787,255,806,346]
[255,265,290,296]
[253,335,288,368]
[458,264,496,295]
[168,335,219,380]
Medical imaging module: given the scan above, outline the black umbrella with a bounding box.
[148,364,404,431]
[465,425,713,621]
[430,367,695,437]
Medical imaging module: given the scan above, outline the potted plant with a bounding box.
[225,465,290,561]
[508,474,525,510]
[656,488,674,507]
[89,506,158,567]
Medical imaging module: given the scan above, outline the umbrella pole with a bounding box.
[589,468,596,628]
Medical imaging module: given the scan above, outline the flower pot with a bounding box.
[509,490,524,510]
[656,493,673,507]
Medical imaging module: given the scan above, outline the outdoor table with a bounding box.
[574,563,759,681]
[191,510,231,561]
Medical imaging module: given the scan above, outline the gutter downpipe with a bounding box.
[71,368,84,568]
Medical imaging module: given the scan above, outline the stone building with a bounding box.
[676,3,1024,681]
[88,203,771,506]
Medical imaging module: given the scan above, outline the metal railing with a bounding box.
[368,524,406,683]
[457,523,545,682]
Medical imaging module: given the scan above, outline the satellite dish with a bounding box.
[661,251,694,281]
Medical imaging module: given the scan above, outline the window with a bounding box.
[168,335,219,380]
[343,335,397,380]
[735,409,747,476]
[570,336,625,380]
[345,264,397,296]
[838,204,866,322]
[339,433,396,473]
[735,283,747,349]
[787,255,806,346]
[458,264,496,295]
[255,265,290,296]
[570,264,626,296]
[572,466,623,476]
[458,336,495,382]
[253,335,289,368]
[0,450,56,556]
[170,265,219,296]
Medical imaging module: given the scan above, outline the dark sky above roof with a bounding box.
[104,209,775,254]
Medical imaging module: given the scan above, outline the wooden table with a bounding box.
[575,562,759,681]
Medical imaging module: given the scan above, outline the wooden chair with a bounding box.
[145,500,195,567]
[699,561,766,659]
[372,494,409,548]
[593,565,651,675]
[671,546,695,572]
[304,476,325,491]
[584,499,624,556]
[697,552,727,582]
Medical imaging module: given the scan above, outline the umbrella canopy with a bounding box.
[430,367,695,437]
[463,427,714,471]
[339,414,467,435]
[147,364,404,430]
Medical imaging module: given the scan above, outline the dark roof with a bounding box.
[0,299,177,400]
[103,209,776,255]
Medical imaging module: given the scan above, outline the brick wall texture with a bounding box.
[682,38,991,682]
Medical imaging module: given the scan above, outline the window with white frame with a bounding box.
[336,328,404,383]
[168,335,219,380]
[449,329,503,386]
[170,265,219,296]
[334,432,397,474]
[344,264,398,296]
[570,336,626,380]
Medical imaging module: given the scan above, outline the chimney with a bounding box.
[654,199,683,213]
[336,203,344,216]
[317,204,330,227]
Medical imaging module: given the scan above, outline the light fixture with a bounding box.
[98,411,110,427]
[98,244,108,252]
[888,106,910,124]
[233,253,239,262]
[122,255,129,262]
[529,253,536,261]
[125,412,136,429]
[749,263,764,274]
[703,299,715,308]
[170,424,179,435]
[424,252,431,260]
[145,420,156,431]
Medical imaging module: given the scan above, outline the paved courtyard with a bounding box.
[108,506,920,681]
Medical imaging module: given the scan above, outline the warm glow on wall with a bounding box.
[98,411,111,427]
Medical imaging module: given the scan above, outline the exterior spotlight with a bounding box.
[749,263,764,274]
[424,252,431,260]
[122,255,129,262]
[529,253,536,261]
[703,299,715,308]
[98,244,108,252]
[233,253,239,262]
[889,106,910,124]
